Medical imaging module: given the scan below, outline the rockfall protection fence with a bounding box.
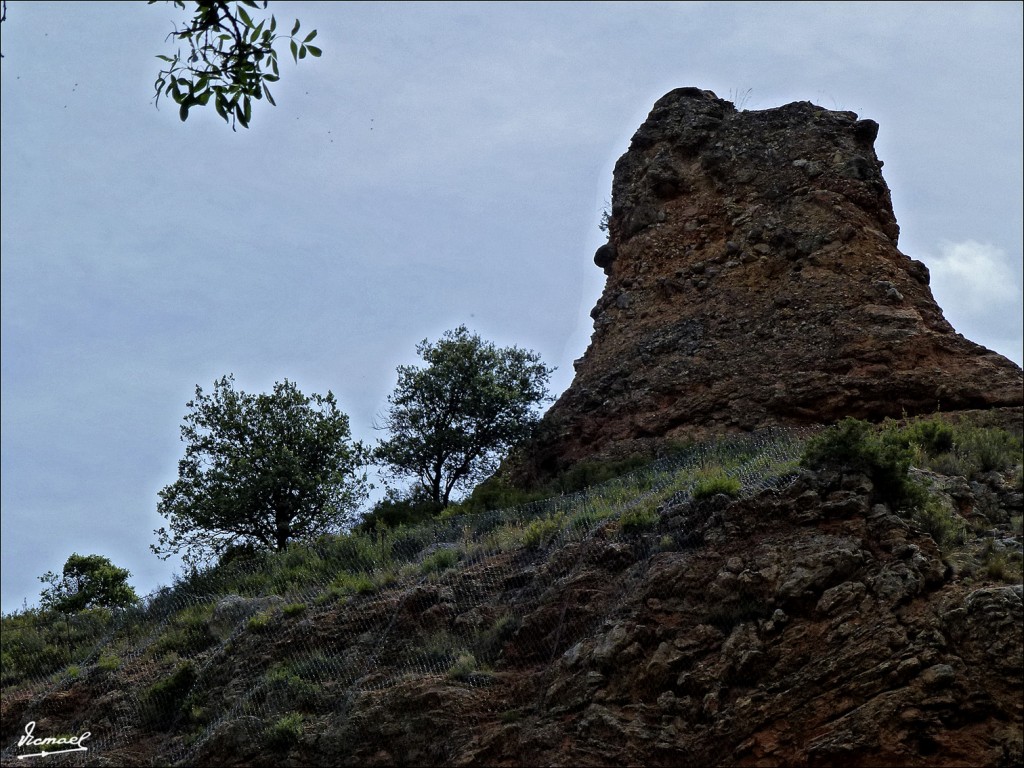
[1,427,815,766]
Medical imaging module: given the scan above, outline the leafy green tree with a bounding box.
[153,375,367,567]
[151,0,321,129]
[375,326,554,508]
[39,553,139,613]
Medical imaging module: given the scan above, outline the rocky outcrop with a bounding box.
[527,88,1023,478]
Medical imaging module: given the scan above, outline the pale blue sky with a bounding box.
[2,1,1021,611]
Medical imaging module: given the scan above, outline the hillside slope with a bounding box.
[2,420,1021,766]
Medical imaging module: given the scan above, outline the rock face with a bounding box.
[529,88,1023,477]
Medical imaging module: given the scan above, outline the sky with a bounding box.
[2,1,1021,613]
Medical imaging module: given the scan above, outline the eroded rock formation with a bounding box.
[530,88,1022,477]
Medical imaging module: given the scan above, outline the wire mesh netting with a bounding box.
[1,427,815,765]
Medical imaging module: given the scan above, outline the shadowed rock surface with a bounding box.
[525,88,1022,480]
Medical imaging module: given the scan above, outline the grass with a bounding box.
[265,712,303,751]
[691,469,742,500]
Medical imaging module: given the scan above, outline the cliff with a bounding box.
[525,88,1022,480]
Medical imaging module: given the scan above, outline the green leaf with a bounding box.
[304,29,317,43]
[215,94,228,120]
[290,39,298,63]
[299,45,307,60]
[270,14,277,34]
[291,19,300,36]
[156,55,175,63]
[179,102,190,122]
[265,83,276,106]
[306,45,322,58]
[238,6,253,27]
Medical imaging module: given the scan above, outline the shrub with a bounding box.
[802,418,919,508]
[247,611,274,633]
[153,603,215,656]
[282,603,306,617]
[619,506,659,533]
[691,469,742,500]
[420,547,460,575]
[265,712,303,751]
[447,651,479,681]
[911,492,966,552]
[520,514,564,549]
[142,661,197,728]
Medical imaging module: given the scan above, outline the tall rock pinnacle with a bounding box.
[530,88,1023,477]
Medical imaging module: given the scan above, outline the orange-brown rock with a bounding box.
[529,88,1023,477]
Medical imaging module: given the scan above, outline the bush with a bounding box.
[420,547,460,575]
[153,604,216,656]
[142,661,198,728]
[265,712,303,751]
[358,488,442,531]
[802,418,919,508]
[520,514,564,549]
[691,470,742,500]
[911,492,966,552]
[619,506,659,533]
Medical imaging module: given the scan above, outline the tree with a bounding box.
[375,326,554,508]
[39,553,138,613]
[152,375,367,567]
[151,1,321,129]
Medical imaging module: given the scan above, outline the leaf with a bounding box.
[290,39,298,63]
[304,29,317,43]
[179,102,190,122]
[299,45,307,60]
[265,83,276,106]
[270,14,277,34]
[156,55,175,63]
[238,6,253,27]
[306,45,322,58]
[291,19,300,36]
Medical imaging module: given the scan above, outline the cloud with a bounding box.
[930,240,1020,306]
[927,240,1023,364]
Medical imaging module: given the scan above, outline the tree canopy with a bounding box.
[151,0,321,129]
[375,326,554,508]
[39,553,138,613]
[153,375,367,567]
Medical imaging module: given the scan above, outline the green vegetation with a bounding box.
[39,553,138,614]
[152,1,320,130]
[142,661,198,728]
[691,469,742,500]
[803,416,1022,554]
[375,326,554,509]
[420,547,460,575]
[265,712,304,751]
[153,603,216,656]
[619,506,659,533]
[153,374,368,567]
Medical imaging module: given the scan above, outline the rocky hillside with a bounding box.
[523,88,1023,481]
[1,419,1022,766]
